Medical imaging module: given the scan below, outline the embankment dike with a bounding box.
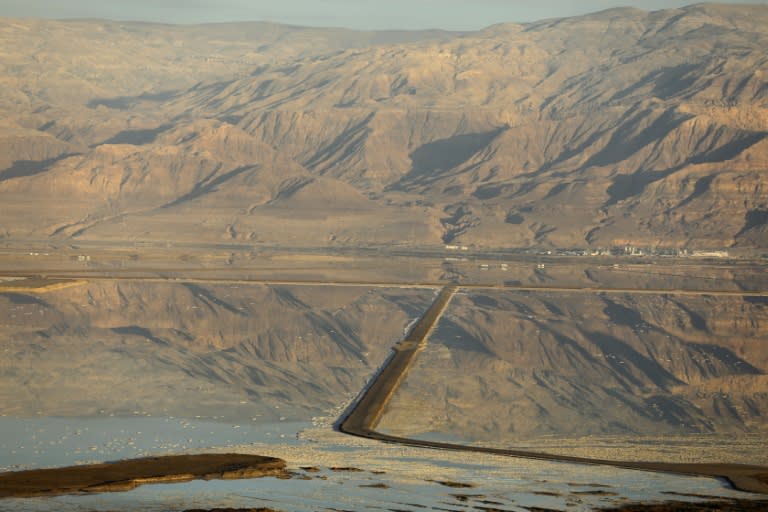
[337,286,768,495]
[339,285,458,435]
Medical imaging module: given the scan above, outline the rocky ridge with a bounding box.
[0,4,766,250]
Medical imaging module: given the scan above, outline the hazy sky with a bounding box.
[1,1,766,29]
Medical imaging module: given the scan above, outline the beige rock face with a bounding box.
[0,5,766,250]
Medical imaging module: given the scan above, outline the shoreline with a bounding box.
[1,275,765,502]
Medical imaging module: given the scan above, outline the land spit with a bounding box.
[0,454,286,498]
[338,286,768,495]
[0,276,86,293]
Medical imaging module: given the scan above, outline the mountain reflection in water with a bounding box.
[0,267,766,510]
[381,289,768,465]
[0,282,433,424]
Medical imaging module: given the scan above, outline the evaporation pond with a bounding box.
[0,416,308,471]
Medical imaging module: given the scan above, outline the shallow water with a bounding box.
[0,426,758,512]
[1,270,766,510]
[381,288,768,465]
[0,416,308,472]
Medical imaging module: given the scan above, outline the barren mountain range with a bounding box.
[0,4,767,250]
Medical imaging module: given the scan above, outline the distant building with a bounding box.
[691,250,729,258]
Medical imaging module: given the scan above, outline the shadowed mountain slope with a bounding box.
[0,5,766,250]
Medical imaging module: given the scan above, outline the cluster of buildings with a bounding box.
[534,246,730,258]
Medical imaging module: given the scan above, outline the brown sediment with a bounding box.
[0,453,286,498]
[0,276,85,293]
[429,479,476,488]
[183,509,283,512]
[598,498,768,511]
[572,489,619,496]
[338,286,768,495]
[452,493,485,501]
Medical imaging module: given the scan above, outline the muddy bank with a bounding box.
[0,453,286,498]
[600,498,768,511]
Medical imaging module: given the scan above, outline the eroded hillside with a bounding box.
[0,5,766,250]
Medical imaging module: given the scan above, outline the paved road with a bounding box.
[2,272,767,297]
